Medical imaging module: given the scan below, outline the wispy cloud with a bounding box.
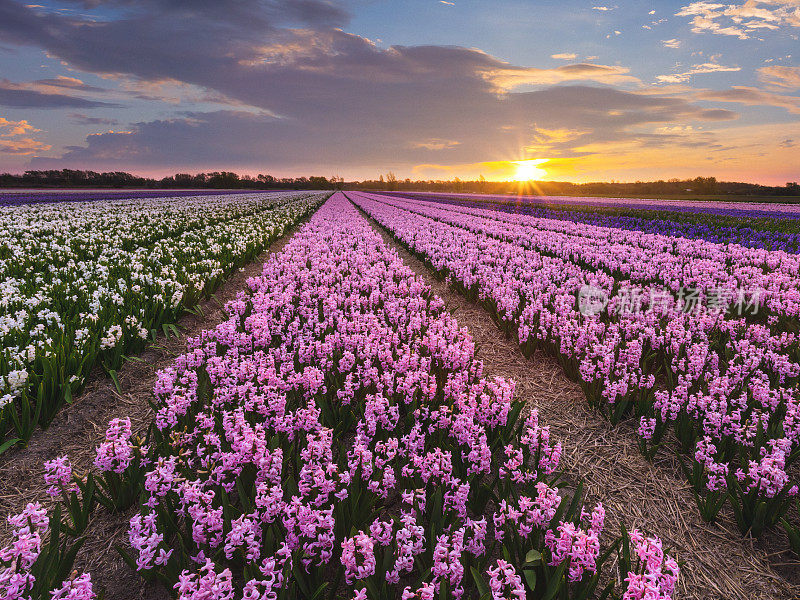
[551,52,578,60]
[485,62,639,89]
[696,85,800,114]
[759,65,800,88]
[410,138,460,150]
[657,62,741,83]
[662,39,682,48]
[592,6,615,11]
[68,113,120,126]
[31,76,103,92]
[0,79,120,109]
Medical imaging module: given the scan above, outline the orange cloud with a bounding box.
[0,116,49,155]
[696,85,800,113]
[0,116,38,137]
[484,62,639,90]
[758,65,800,88]
[0,138,51,155]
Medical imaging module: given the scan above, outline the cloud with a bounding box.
[592,6,614,10]
[696,85,800,113]
[28,86,737,173]
[410,139,460,150]
[31,75,104,92]
[0,116,50,155]
[656,62,741,83]
[758,65,800,87]
[486,62,639,88]
[662,38,682,48]
[0,115,37,136]
[551,53,578,60]
[68,112,120,125]
[0,0,751,176]
[676,1,800,39]
[0,137,51,155]
[0,79,121,108]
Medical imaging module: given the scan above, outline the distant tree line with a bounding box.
[1,170,798,197]
[0,170,345,190]
[350,174,800,197]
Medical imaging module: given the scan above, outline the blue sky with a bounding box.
[0,0,798,183]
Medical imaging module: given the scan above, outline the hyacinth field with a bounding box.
[0,191,327,452]
[1,189,799,600]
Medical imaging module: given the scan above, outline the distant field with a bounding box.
[565,193,800,204]
[0,188,249,206]
[387,190,800,219]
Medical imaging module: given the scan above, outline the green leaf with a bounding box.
[0,438,21,456]
[781,518,800,555]
[58,538,86,583]
[542,561,567,600]
[310,582,329,600]
[524,549,542,566]
[109,370,122,394]
[564,480,584,523]
[471,566,490,597]
[116,544,153,580]
[523,568,537,591]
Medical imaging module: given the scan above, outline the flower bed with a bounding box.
[0,192,328,452]
[350,191,800,539]
[1,193,677,600]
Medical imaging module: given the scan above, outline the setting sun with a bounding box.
[514,159,547,181]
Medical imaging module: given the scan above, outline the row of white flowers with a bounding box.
[0,191,328,447]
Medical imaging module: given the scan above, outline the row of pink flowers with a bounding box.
[350,191,799,533]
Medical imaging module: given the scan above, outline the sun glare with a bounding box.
[514,159,547,181]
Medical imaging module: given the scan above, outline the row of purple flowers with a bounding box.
[382,192,800,253]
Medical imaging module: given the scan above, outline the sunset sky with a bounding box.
[0,0,799,184]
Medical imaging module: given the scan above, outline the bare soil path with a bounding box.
[360,205,800,600]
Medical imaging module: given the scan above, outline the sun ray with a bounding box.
[514,159,548,181]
